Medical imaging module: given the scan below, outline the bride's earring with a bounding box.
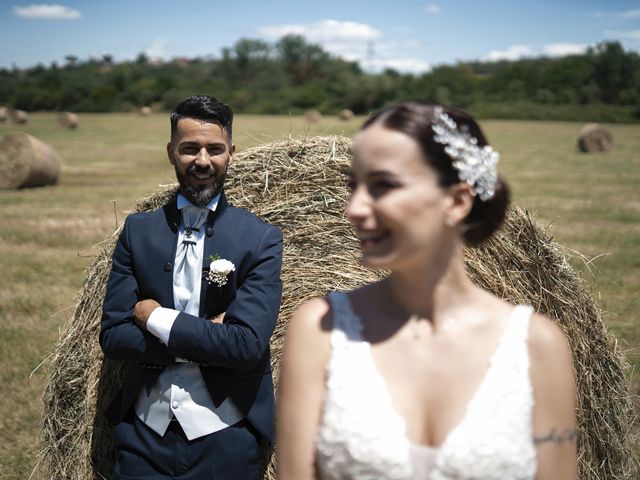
[445,218,455,227]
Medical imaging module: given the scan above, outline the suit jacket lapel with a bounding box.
[159,195,180,308]
[200,192,229,314]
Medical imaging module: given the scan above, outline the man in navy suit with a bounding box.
[101,95,283,479]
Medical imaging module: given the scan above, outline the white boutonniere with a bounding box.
[206,254,235,287]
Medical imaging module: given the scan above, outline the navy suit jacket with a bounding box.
[100,192,283,443]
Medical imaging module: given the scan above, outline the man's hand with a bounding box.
[210,312,225,324]
[134,299,161,331]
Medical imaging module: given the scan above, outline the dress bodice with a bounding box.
[315,292,537,480]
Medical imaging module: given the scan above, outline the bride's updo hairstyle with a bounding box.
[361,101,510,247]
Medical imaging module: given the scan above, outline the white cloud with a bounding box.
[620,9,640,18]
[542,43,588,57]
[485,45,533,61]
[13,4,81,20]
[377,39,426,52]
[590,8,640,19]
[485,43,590,62]
[258,19,431,74]
[258,24,306,38]
[369,57,431,74]
[605,29,640,39]
[259,20,381,44]
[259,19,381,63]
[145,38,168,60]
[424,4,441,14]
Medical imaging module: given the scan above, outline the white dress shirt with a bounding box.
[134,193,243,440]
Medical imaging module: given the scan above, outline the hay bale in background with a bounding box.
[41,136,634,479]
[11,109,28,124]
[0,132,61,189]
[0,106,7,122]
[338,108,354,121]
[578,123,614,152]
[139,106,152,116]
[304,109,322,124]
[58,111,79,129]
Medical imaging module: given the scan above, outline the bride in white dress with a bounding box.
[276,102,576,480]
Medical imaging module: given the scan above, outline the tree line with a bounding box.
[1,36,638,122]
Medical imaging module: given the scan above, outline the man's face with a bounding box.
[167,117,235,206]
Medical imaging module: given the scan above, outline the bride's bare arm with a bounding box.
[529,313,577,480]
[277,298,332,480]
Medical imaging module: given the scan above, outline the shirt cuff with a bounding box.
[146,307,179,345]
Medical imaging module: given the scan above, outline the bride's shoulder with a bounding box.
[288,282,384,335]
[527,312,571,357]
[289,296,332,335]
[482,294,571,362]
[526,312,574,396]
[483,293,569,356]
[526,312,576,442]
[281,297,333,379]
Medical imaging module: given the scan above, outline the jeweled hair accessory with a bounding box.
[431,106,500,201]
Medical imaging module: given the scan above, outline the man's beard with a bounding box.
[175,164,226,206]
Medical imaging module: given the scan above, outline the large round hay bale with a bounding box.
[0,106,7,122]
[338,108,354,121]
[58,111,79,129]
[41,136,634,479]
[0,132,61,189]
[304,109,322,124]
[139,106,152,116]
[11,109,28,124]
[578,123,614,152]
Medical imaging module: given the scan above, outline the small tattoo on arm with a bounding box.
[533,428,577,446]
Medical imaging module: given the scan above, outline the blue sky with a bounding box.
[1,1,639,73]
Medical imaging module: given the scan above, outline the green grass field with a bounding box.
[0,113,638,479]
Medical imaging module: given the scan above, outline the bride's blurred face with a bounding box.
[346,123,453,271]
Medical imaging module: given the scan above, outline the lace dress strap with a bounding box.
[509,304,533,338]
[492,305,533,371]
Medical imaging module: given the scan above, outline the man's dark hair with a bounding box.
[170,95,233,143]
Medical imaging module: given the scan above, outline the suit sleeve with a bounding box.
[167,224,283,370]
[100,215,175,365]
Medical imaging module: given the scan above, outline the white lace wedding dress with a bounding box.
[315,292,537,480]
